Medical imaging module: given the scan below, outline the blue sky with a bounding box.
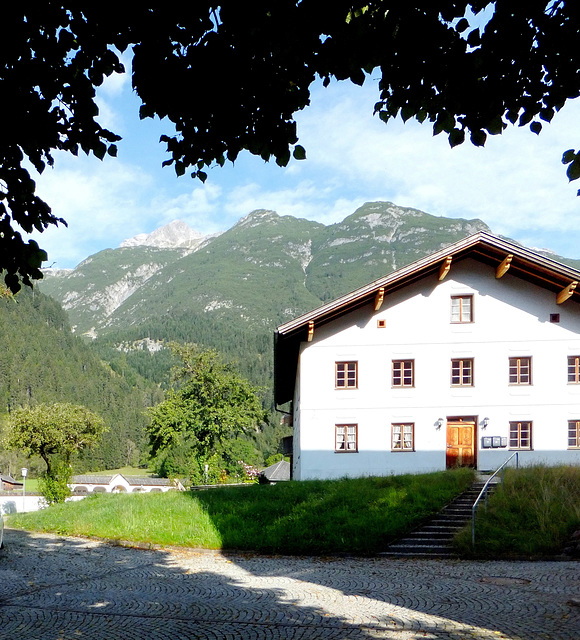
[31,58,580,269]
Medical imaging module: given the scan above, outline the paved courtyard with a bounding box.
[0,529,578,639]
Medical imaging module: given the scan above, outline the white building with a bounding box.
[70,474,185,493]
[274,232,580,480]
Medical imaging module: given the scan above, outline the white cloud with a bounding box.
[151,183,223,232]
[293,81,580,253]
[31,156,153,267]
[22,75,580,268]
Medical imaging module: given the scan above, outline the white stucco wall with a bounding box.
[294,259,580,479]
[0,494,84,515]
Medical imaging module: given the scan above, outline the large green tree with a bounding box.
[147,344,265,480]
[3,2,580,291]
[5,402,106,503]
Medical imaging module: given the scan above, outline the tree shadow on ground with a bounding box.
[1,529,577,640]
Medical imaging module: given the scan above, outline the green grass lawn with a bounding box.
[454,465,580,558]
[7,469,474,555]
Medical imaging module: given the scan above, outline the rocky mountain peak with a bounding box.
[235,209,280,229]
[120,220,220,249]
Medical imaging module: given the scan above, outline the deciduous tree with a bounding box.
[3,2,580,291]
[147,344,265,479]
[5,402,106,503]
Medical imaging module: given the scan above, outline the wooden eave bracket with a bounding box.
[557,281,578,305]
[496,254,513,279]
[438,256,452,281]
[307,320,314,342]
[374,287,385,311]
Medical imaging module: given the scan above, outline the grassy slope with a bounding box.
[454,465,580,557]
[7,469,474,555]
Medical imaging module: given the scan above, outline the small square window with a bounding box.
[377,319,386,328]
[392,360,414,387]
[451,358,473,386]
[550,313,560,323]
[451,295,473,323]
[335,424,358,452]
[391,423,414,451]
[509,421,532,450]
[568,356,580,384]
[509,357,532,385]
[568,420,580,449]
[335,362,357,389]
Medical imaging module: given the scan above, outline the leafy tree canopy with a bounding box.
[5,402,106,476]
[147,344,265,474]
[3,2,580,291]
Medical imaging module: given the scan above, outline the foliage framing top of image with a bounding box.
[2,2,580,292]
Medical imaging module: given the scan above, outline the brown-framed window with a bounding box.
[451,295,473,323]
[392,360,414,387]
[568,420,580,449]
[391,423,414,451]
[509,421,532,450]
[335,361,357,389]
[335,424,358,452]
[509,357,532,385]
[568,356,580,384]
[451,358,473,386]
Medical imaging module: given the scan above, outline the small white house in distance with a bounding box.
[274,232,580,480]
[70,474,185,494]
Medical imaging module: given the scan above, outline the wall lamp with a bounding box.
[435,417,444,430]
[482,417,490,429]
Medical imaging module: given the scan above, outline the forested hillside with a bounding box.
[0,286,163,473]
[0,286,289,476]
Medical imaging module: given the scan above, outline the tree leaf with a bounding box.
[567,158,580,182]
[293,145,306,160]
[449,128,465,148]
[401,105,415,122]
[93,142,107,161]
[470,129,487,147]
[562,149,577,164]
[530,121,542,135]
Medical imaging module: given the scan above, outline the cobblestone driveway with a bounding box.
[0,529,578,639]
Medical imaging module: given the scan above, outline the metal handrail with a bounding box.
[471,452,519,548]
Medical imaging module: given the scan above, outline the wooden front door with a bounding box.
[446,418,476,468]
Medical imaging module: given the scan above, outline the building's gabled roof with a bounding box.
[71,475,114,484]
[70,474,175,487]
[260,460,291,482]
[274,231,580,405]
[125,476,174,486]
[0,475,23,488]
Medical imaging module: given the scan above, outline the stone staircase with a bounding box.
[380,479,497,558]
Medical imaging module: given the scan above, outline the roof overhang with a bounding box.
[274,232,580,405]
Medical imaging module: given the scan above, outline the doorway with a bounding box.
[446,417,476,468]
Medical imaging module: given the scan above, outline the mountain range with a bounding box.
[39,202,493,337]
[38,201,580,402]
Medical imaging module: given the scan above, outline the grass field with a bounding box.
[7,469,474,555]
[454,465,580,557]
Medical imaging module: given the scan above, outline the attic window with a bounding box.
[377,319,386,328]
[451,295,473,323]
[550,313,560,323]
